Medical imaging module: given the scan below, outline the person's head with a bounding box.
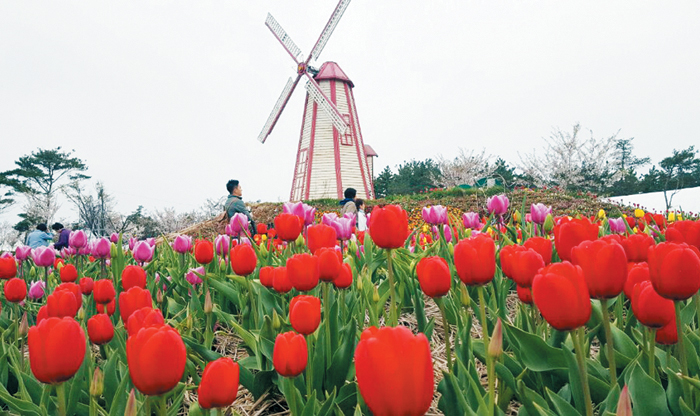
[51,222,64,231]
[344,188,357,200]
[36,224,48,232]
[355,198,365,211]
[227,180,242,196]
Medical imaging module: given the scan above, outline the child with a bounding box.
[355,199,367,231]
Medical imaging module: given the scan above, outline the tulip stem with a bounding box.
[386,249,398,327]
[56,383,67,416]
[572,328,593,416]
[306,335,314,399]
[674,301,690,403]
[437,298,452,371]
[694,292,700,330]
[286,377,298,415]
[649,328,657,379]
[599,299,617,385]
[324,282,332,369]
[476,286,495,415]
[158,394,167,416]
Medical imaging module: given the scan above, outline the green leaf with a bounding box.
[316,389,337,416]
[562,344,585,416]
[506,323,567,371]
[182,336,222,362]
[102,351,120,410]
[325,319,357,393]
[252,370,275,400]
[665,368,683,416]
[334,382,358,414]
[679,397,699,416]
[545,387,580,416]
[228,320,259,357]
[437,372,469,416]
[108,367,131,416]
[0,382,43,416]
[625,362,672,416]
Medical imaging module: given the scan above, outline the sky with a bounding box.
[1,1,699,225]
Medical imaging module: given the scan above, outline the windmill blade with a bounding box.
[307,0,351,63]
[257,75,303,143]
[265,13,303,63]
[304,74,349,134]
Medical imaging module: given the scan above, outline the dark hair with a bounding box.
[344,188,357,199]
[51,222,64,231]
[355,198,364,210]
[36,224,48,232]
[227,180,240,194]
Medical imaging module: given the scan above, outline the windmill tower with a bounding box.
[257,0,376,201]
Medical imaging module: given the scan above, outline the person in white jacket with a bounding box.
[355,199,367,231]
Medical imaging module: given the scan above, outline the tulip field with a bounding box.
[2,194,700,416]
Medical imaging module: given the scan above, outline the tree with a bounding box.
[0,172,27,214]
[612,137,650,182]
[433,148,493,188]
[373,166,394,199]
[389,159,441,195]
[65,181,114,237]
[658,146,700,210]
[7,147,89,224]
[490,158,516,188]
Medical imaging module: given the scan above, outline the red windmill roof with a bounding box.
[364,144,378,157]
[315,62,354,88]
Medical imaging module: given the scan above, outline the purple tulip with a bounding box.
[303,204,316,226]
[322,213,339,226]
[422,205,448,225]
[215,234,230,256]
[463,212,483,230]
[530,203,552,225]
[15,245,32,261]
[172,235,193,254]
[92,237,111,259]
[32,246,56,267]
[608,218,626,234]
[227,214,249,237]
[61,247,76,257]
[28,281,46,300]
[128,237,138,251]
[487,195,509,216]
[186,266,204,286]
[68,230,88,249]
[133,241,155,263]
[110,233,120,243]
[333,217,355,241]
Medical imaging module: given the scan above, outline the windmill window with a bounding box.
[340,114,353,146]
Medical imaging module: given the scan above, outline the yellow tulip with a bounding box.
[634,209,644,218]
[668,212,676,222]
[598,209,606,219]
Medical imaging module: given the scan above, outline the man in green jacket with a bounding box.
[225,179,256,234]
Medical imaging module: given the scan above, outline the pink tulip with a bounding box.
[32,247,56,267]
[15,246,32,261]
[69,230,88,249]
[145,238,156,247]
[422,205,448,225]
[28,281,46,300]
[128,237,137,251]
[186,266,205,286]
[462,212,482,230]
[303,204,316,226]
[334,217,355,241]
[322,213,339,226]
[530,203,552,224]
[215,235,230,256]
[61,247,76,257]
[487,195,509,216]
[110,233,120,243]
[609,218,626,234]
[173,235,193,254]
[227,214,249,237]
[283,201,305,219]
[92,238,111,259]
[133,241,155,263]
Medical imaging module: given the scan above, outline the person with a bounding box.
[339,188,357,217]
[355,198,367,231]
[52,223,71,251]
[26,224,54,249]
[225,179,256,235]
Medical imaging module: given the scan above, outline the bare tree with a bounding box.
[433,148,494,188]
[0,221,22,250]
[65,181,115,238]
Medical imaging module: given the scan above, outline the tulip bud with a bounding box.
[29,266,37,279]
[272,310,281,330]
[488,318,503,358]
[204,290,213,314]
[357,276,364,291]
[156,288,164,304]
[616,385,632,416]
[124,389,137,416]
[259,243,269,258]
[543,214,555,232]
[19,312,29,337]
[460,285,470,308]
[373,286,380,303]
[348,240,358,255]
[448,242,454,255]
[77,307,85,321]
[219,259,227,273]
[110,243,118,259]
[90,367,104,397]
[513,210,521,223]
[295,234,306,247]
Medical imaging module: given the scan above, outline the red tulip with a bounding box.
[46,290,79,318]
[416,256,451,298]
[97,298,116,316]
[553,217,599,262]
[28,317,86,384]
[119,287,153,324]
[516,284,533,304]
[273,267,292,293]
[656,315,678,345]
[306,224,337,255]
[631,281,675,329]
[4,278,27,303]
[648,242,700,300]
[122,265,147,290]
[524,237,553,265]
[259,266,274,288]
[195,240,215,265]
[454,234,496,286]
[0,256,17,279]
[571,239,628,299]
[256,223,268,235]
[354,326,434,416]
[334,263,353,289]
[79,277,94,295]
[623,262,650,299]
[620,234,654,263]
[127,307,165,337]
[503,246,545,288]
[230,244,257,276]
[274,213,303,242]
[499,245,521,279]
[87,314,114,345]
[59,264,78,283]
[666,220,700,251]
[93,279,116,304]
[532,262,591,331]
[36,305,48,325]
[289,295,321,335]
[368,205,409,249]
[198,358,240,409]
[287,254,320,291]
[273,331,308,377]
[127,325,186,396]
[316,247,341,282]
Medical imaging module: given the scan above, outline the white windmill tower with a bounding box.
[257,0,377,201]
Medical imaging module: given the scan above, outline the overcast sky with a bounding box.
[1,1,699,225]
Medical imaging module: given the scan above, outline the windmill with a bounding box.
[258,0,377,201]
